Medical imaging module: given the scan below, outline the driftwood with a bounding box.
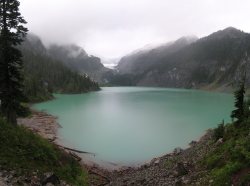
[55,144,110,185]
[69,152,82,162]
[59,144,110,185]
[56,144,96,156]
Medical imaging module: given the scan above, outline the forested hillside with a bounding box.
[117,36,198,74]
[116,27,250,90]
[48,44,112,84]
[21,34,100,102]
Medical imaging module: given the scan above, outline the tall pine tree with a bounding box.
[0,0,28,125]
[231,78,246,123]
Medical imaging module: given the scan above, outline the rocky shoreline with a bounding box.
[18,111,61,142]
[1,110,220,185]
[108,130,217,186]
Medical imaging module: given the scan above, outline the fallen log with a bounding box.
[69,152,82,162]
[56,144,96,156]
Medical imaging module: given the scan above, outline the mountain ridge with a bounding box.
[115,27,250,90]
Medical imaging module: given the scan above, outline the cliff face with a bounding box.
[117,27,250,90]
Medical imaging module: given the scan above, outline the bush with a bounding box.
[214,122,225,141]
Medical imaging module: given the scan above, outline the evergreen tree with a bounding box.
[0,0,28,124]
[231,78,246,123]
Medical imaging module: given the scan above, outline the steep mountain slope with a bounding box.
[21,34,100,102]
[117,36,198,75]
[117,27,250,90]
[48,44,112,83]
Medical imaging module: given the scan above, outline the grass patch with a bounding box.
[0,118,88,185]
[211,162,243,185]
[202,119,250,185]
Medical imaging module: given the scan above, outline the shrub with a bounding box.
[214,122,225,141]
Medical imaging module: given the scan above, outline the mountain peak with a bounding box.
[223,26,239,31]
[221,27,243,34]
[208,27,245,40]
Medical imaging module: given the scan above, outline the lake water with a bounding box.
[34,87,234,167]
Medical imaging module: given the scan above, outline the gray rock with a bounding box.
[154,159,160,165]
[216,138,223,145]
[173,163,188,176]
[41,172,60,186]
[174,147,183,154]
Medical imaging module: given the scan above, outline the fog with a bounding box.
[20,0,250,59]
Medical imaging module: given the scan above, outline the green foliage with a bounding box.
[213,121,225,141]
[231,81,246,122]
[244,97,250,119]
[0,118,88,185]
[22,49,100,102]
[0,0,28,124]
[203,118,250,185]
[211,162,243,185]
[16,103,31,117]
[204,154,224,170]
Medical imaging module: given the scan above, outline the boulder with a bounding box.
[173,163,188,177]
[41,172,60,186]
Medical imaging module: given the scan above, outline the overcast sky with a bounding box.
[20,0,250,60]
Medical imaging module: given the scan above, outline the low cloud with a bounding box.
[20,0,250,59]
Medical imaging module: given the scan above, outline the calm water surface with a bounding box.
[34,87,234,166]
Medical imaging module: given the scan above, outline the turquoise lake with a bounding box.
[34,87,234,166]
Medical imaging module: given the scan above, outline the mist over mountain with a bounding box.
[21,28,250,91]
[21,33,112,84]
[117,36,198,74]
[48,44,112,83]
[116,27,250,90]
[20,34,100,102]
